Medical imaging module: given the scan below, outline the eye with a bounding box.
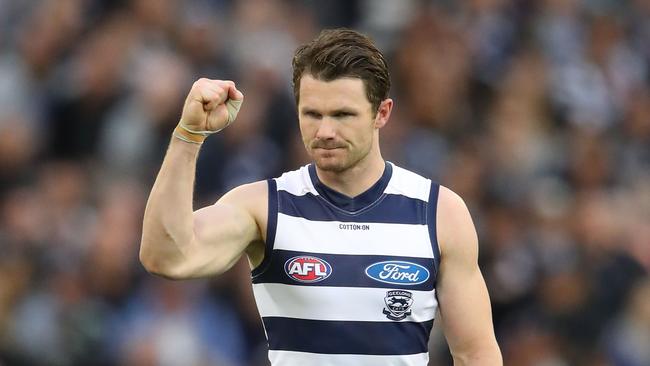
[303,111,322,119]
[333,111,354,118]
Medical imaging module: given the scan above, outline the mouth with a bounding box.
[313,147,346,156]
[312,142,346,150]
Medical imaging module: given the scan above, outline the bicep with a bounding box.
[179,181,266,278]
[436,187,500,362]
[437,255,494,354]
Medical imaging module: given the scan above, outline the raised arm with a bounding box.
[436,186,502,365]
[139,78,266,280]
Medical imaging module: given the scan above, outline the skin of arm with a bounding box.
[435,186,503,365]
[139,79,266,279]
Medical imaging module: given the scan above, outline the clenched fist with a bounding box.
[174,78,244,144]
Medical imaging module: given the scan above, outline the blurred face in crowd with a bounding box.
[298,74,391,172]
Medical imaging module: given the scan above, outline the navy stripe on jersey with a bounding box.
[278,191,427,224]
[252,249,436,291]
[252,179,278,278]
[427,183,441,278]
[263,317,434,355]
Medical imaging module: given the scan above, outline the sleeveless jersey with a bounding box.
[251,162,441,366]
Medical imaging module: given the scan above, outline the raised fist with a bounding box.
[176,78,244,142]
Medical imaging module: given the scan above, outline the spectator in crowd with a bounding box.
[0,1,647,365]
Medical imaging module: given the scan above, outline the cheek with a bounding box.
[298,121,312,141]
[351,125,374,146]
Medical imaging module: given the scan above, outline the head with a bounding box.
[292,29,393,172]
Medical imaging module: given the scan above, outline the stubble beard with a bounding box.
[314,155,349,173]
[310,143,371,173]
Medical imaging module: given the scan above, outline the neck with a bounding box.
[315,148,385,198]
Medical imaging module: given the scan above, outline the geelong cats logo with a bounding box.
[383,290,414,320]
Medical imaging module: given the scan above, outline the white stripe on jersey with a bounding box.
[268,350,429,366]
[275,162,433,202]
[253,283,438,322]
[380,163,432,202]
[274,214,435,258]
[275,165,318,197]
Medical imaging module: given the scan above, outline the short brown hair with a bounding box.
[292,28,391,114]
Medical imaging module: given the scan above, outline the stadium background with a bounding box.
[0,0,648,365]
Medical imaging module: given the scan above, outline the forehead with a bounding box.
[298,74,371,110]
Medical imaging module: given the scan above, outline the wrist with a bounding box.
[173,124,206,144]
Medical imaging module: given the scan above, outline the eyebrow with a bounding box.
[300,107,359,116]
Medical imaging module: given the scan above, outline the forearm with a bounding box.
[140,137,201,277]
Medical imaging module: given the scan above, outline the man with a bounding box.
[140,29,502,365]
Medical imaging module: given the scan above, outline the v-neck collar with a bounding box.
[308,161,392,213]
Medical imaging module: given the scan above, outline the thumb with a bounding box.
[225,98,243,124]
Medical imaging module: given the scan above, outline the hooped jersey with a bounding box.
[251,162,441,365]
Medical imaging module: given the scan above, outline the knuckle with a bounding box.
[213,87,225,97]
[194,78,209,87]
[204,86,219,95]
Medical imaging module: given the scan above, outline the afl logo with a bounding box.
[284,256,332,283]
[365,261,430,285]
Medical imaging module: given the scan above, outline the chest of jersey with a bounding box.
[250,164,441,365]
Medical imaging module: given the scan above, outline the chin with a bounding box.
[311,148,367,173]
[314,158,348,172]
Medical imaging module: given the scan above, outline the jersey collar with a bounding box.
[308,161,392,213]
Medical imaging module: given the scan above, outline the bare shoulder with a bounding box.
[436,185,479,261]
[218,180,269,232]
[437,185,468,214]
[219,180,268,209]
[191,180,270,269]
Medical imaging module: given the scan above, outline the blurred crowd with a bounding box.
[0,0,648,365]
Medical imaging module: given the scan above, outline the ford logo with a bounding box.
[365,261,430,285]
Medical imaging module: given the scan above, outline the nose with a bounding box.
[315,118,336,139]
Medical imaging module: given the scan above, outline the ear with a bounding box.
[374,98,393,129]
